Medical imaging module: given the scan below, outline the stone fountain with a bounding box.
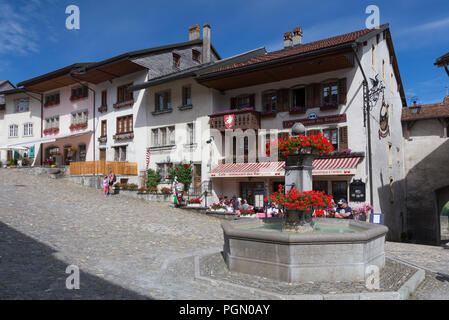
[222,123,388,283]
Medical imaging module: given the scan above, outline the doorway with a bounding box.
[436,186,449,242]
[332,181,348,202]
[100,148,106,161]
[240,182,265,207]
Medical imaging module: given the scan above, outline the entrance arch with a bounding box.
[436,186,449,243]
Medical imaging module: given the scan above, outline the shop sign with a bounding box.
[283,114,347,128]
[350,179,366,202]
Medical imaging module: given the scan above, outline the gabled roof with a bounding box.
[0,80,15,91]
[205,25,389,74]
[129,47,266,91]
[402,96,449,121]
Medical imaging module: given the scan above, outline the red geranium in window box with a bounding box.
[266,134,334,157]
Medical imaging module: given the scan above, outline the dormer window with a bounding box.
[173,53,181,68]
[192,49,201,62]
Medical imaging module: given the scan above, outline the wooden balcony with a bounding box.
[209,109,260,131]
[70,160,138,176]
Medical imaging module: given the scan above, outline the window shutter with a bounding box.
[306,85,314,108]
[249,94,255,108]
[277,89,289,112]
[313,83,321,108]
[339,126,348,150]
[230,97,237,109]
[338,78,347,105]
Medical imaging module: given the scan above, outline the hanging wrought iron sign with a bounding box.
[378,100,390,139]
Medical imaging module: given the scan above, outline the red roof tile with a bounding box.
[207,25,387,74]
[402,96,449,121]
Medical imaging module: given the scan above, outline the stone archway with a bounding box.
[436,186,449,243]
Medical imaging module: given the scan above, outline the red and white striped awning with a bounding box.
[210,162,285,178]
[210,158,361,178]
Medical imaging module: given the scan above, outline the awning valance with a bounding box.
[210,157,361,178]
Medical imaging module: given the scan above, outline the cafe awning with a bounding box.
[210,157,361,178]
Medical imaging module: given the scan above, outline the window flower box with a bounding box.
[98,105,108,113]
[320,103,339,111]
[69,122,88,131]
[44,101,60,107]
[98,136,107,144]
[113,99,134,109]
[261,111,277,118]
[70,94,88,102]
[43,128,60,135]
[289,106,307,114]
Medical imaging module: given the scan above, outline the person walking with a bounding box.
[108,170,117,196]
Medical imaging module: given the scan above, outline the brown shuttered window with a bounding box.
[277,89,290,112]
[338,78,347,105]
[313,84,321,108]
[101,90,107,106]
[306,85,314,108]
[116,115,133,134]
[101,120,107,137]
[339,126,348,150]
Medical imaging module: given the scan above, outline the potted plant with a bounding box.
[161,187,172,195]
[188,198,203,207]
[266,133,334,159]
[352,203,374,222]
[239,209,256,218]
[210,203,226,212]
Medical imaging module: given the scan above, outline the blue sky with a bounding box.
[0,0,448,105]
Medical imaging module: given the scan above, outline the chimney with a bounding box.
[189,24,200,41]
[292,26,303,46]
[284,31,292,49]
[202,24,211,64]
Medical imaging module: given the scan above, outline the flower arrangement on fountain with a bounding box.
[268,186,333,212]
[267,185,333,232]
[239,209,255,217]
[266,133,334,157]
[352,203,374,217]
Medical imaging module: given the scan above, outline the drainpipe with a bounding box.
[69,74,96,165]
[352,44,374,208]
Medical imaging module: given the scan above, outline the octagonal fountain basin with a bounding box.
[222,218,388,283]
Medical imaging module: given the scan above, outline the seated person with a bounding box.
[335,199,353,219]
[240,199,254,211]
[266,203,279,216]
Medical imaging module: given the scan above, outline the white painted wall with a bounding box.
[0,92,42,165]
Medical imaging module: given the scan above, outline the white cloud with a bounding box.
[0,0,54,56]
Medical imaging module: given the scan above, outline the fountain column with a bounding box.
[283,123,315,232]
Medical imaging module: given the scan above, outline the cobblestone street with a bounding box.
[0,170,448,299]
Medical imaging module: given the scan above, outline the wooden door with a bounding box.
[100,149,106,161]
[193,164,202,194]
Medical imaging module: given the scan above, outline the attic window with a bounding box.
[173,53,181,68]
[192,50,201,62]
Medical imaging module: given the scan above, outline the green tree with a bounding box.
[146,168,161,188]
[168,163,193,192]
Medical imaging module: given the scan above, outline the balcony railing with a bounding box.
[69,160,138,176]
[209,108,260,131]
[113,131,134,141]
[113,99,134,109]
[98,136,107,144]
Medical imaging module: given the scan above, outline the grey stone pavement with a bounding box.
[0,170,448,299]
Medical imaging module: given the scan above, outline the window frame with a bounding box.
[155,90,171,111]
[116,115,133,134]
[14,98,30,113]
[9,124,18,138]
[23,122,33,137]
[262,90,277,113]
[321,81,339,107]
[173,53,181,68]
[192,49,201,62]
[116,83,133,104]
[182,85,192,106]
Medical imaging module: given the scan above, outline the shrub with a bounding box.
[146,168,160,189]
[148,186,158,193]
[128,183,138,190]
[168,163,193,192]
[10,159,18,166]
